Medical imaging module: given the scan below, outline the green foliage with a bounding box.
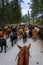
[37,19,43,25]
[29,0,43,24]
[30,0,39,18]
[0,0,22,25]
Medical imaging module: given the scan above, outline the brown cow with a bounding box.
[17,28,23,37]
[17,43,31,65]
[5,27,11,38]
[0,31,4,38]
[32,27,39,39]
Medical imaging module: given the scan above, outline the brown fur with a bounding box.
[5,28,11,36]
[0,31,4,38]
[32,28,39,39]
[17,46,30,65]
[17,28,23,36]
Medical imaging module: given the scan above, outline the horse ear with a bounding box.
[17,44,22,49]
[27,43,31,49]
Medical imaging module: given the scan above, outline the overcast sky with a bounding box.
[21,0,31,16]
[9,0,31,16]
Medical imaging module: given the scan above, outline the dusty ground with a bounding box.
[0,38,43,65]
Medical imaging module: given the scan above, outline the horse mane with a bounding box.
[17,46,29,65]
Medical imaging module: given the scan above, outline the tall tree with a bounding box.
[29,0,39,23]
[0,0,23,24]
[1,0,5,25]
[27,10,30,22]
[11,0,22,23]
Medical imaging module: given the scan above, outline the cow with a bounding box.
[0,30,4,38]
[26,30,29,38]
[32,27,39,39]
[22,31,27,44]
[29,25,34,38]
[0,38,7,53]
[39,27,43,40]
[4,27,11,38]
[10,32,17,47]
[17,28,23,39]
[11,26,17,34]
[17,43,31,65]
[17,28,23,36]
[29,29,33,38]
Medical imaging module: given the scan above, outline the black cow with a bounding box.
[22,31,27,44]
[0,39,7,53]
[11,26,17,34]
[10,32,17,47]
[28,24,34,38]
[39,27,43,40]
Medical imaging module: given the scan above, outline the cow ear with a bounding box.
[17,44,22,49]
[27,43,31,49]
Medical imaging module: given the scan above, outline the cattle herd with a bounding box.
[0,24,43,53]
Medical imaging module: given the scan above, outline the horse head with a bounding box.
[17,43,31,65]
[17,43,31,49]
